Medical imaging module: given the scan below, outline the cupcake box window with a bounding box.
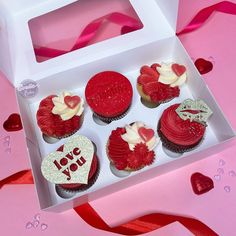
[0,0,235,212]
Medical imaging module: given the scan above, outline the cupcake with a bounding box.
[56,145,99,193]
[37,91,84,140]
[137,62,187,107]
[158,99,213,154]
[41,135,99,197]
[107,122,159,172]
[85,71,133,123]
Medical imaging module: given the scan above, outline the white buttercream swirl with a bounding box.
[52,92,84,121]
[157,62,187,87]
[121,122,159,151]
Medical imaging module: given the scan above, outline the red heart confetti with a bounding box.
[138,127,154,142]
[3,113,23,132]
[191,172,214,195]
[194,58,213,75]
[64,96,81,109]
[171,64,186,76]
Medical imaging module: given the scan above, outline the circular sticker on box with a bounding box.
[17,80,38,98]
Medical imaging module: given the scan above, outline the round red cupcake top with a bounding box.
[85,71,133,117]
[57,145,98,189]
[159,104,206,146]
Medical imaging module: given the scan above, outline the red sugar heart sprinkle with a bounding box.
[64,96,81,109]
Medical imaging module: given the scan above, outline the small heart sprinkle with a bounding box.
[138,127,154,142]
[64,96,81,109]
[171,63,186,76]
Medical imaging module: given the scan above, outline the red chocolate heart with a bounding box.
[191,172,214,195]
[194,58,213,75]
[138,127,154,142]
[171,64,186,76]
[64,96,81,109]
[3,113,23,132]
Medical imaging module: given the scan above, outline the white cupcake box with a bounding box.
[0,0,235,212]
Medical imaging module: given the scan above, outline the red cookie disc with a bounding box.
[85,71,133,118]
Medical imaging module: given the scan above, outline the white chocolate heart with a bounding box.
[41,135,94,184]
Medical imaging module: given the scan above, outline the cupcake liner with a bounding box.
[157,121,204,153]
[56,158,100,194]
[93,105,131,123]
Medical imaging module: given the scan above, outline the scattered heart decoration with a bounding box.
[3,113,23,132]
[138,127,154,142]
[191,172,214,195]
[64,95,81,109]
[171,63,186,76]
[41,135,94,184]
[194,58,213,75]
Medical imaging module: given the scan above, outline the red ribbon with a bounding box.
[0,170,218,235]
[34,12,143,59]
[0,170,33,189]
[177,1,236,36]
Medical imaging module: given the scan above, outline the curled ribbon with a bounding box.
[34,12,143,59]
[0,170,218,235]
[177,1,236,35]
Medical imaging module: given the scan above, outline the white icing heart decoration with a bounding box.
[41,135,94,184]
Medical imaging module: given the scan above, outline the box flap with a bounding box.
[0,0,179,87]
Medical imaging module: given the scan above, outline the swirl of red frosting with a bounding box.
[160,104,206,146]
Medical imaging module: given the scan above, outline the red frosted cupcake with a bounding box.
[85,71,133,123]
[107,122,159,172]
[57,145,99,192]
[158,99,213,154]
[37,91,84,140]
[137,62,187,107]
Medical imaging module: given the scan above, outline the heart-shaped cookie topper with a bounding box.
[3,113,23,132]
[171,63,186,76]
[176,99,213,124]
[194,58,213,75]
[138,127,154,142]
[191,172,214,195]
[41,135,94,184]
[64,95,81,109]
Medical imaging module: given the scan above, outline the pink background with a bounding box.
[1,0,236,235]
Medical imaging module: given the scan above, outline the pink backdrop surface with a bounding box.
[1,0,236,235]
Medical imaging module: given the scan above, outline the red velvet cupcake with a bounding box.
[107,122,159,172]
[37,91,84,140]
[158,99,213,154]
[85,71,133,123]
[137,62,187,107]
